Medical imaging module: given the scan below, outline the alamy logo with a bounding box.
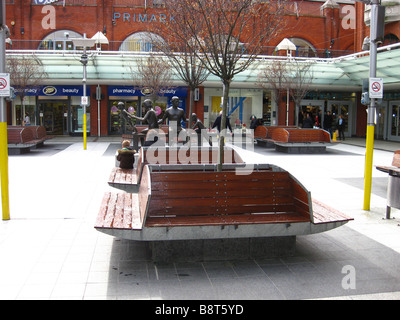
[341,265,356,290]
[341,5,356,30]
[41,5,56,30]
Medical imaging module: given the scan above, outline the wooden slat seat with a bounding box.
[144,166,311,227]
[7,126,54,154]
[376,150,400,176]
[108,146,244,192]
[255,126,296,147]
[95,163,353,241]
[7,126,35,144]
[265,127,339,153]
[311,199,354,224]
[254,126,267,139]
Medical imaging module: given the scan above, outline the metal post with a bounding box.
[82,40,88,150]
[0,0,10,220]
[363,0,380,210]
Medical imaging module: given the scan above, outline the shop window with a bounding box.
[38,30,82,50]
[275,38,317,58]
[119,32,164,52]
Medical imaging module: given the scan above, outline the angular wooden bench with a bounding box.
[96,163,353,241]
[7,126,54,154]
[7,126,36,154]
[255,126,296,148]
[271,128,339,153]
[108,146,244,193]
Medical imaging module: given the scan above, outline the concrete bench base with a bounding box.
[148,236,296,262]
[275,143,327,154]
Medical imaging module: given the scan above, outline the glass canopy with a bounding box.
[6,42,400,91]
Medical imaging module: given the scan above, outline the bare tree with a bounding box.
[161,0,284,170]
[130,54,174,103]
[286,60,314,126]
[147,27,210,128]
[256,59,289,125]
[6,55,47,124]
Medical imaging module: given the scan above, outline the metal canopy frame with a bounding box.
[5,42,400,91]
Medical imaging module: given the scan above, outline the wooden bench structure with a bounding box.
[108,146,244,193]
[255,126,296,148]
[375,150,400,219]
[257,127,339,153]
[96,162,353,241]
[7,126,54,154]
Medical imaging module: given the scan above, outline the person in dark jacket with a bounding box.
[212,111,232,132]
[302,112,314,128]
[337,114,346,140]
[117,140,136,169]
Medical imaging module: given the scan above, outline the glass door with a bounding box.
[328,101,353,138]
[388,101,400,142]
[375,102,387,140]
[39,101,66,135]
[298,100,325,128]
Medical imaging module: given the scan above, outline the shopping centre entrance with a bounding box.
[39,101,68,135]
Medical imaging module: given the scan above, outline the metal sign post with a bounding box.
[71,35,95,150]
[0,0,10,220]
[363,0,382,210]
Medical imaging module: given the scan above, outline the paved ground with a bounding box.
[1,136,400,300]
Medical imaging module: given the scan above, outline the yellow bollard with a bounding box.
[83,113,87,150]
[363,125,375,211]
[332,131,337,141]
[0,122,10,220]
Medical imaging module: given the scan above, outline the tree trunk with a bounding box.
[217,80,230,172]
[188,87,195,130]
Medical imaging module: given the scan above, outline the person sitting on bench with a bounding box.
[117,140,136,169]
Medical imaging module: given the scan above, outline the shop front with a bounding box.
[107,86,188,135]
[13,85,91,136]
[203,88,264,129]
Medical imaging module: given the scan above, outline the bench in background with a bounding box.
[7,125,54,154]
[271,128,338,153]
[255,126,296,148]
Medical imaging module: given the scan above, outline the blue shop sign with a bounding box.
[15,85,90,96]
[108,86,187,97]
[33,0,61,4]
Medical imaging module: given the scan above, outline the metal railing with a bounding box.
[6,40,354,59]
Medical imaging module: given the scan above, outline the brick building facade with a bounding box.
[4,0,400,140]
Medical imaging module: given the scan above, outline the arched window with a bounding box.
[38,30,82,50]
[119,32,164,52]
[382,33,399,47]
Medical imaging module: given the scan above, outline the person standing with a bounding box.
[302,112,313,128]
[337,114,346,140]
[24,112,30,126]
[324,110,333,137]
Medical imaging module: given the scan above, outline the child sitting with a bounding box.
[117,140,136,169]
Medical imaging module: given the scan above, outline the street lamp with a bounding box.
[71,34,96,150]
[276,38,296,126]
